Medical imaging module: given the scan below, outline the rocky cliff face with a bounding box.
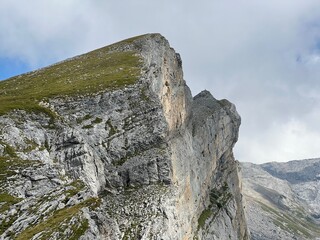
[242,159,320,240]
[0,34,249,239]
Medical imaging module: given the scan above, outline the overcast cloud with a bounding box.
[1,0,320,163]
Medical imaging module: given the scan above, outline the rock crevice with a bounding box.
[0,34,249,239]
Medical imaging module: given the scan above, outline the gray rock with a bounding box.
[242,159,320,240]
[0,34,248,239]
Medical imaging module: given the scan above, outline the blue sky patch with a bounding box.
[0,57,32,81]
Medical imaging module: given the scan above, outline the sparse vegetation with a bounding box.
[92,117,102,124]
[44,139,50,151]
[69,219,89,240]
[63,180,86,203]
[210,184,232,209]
[198,209,212,229]
[122,222,143,240]
[113,157,128,166]
[82,124,93,129]
[106,119,117,136]
[24,138,38,152]
[0,193,22,213]
[140,86,150,101]
[0,157,40,187]
[113,149,141,166]
[83,114,92,121]
[0,214,18,235]
[82,117,103,129]
[15,198,100,240]
[258,200,320,238]
[0,141,17,158]
[0,193,22,235]
[197,184,232,231]
[77,114,92,124]
[218,99,231,108]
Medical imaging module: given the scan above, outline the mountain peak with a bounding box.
[0,33,171,116]
[0,34,248,239]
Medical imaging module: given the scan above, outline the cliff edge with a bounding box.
[0,34,249,239]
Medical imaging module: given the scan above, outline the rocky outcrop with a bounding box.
[242,159,320,240]
[0,34,248,239]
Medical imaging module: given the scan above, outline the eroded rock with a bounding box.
[0,34,248,240]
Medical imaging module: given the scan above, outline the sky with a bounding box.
[1,0,320,163]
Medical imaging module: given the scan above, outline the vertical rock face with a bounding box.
[0,34,249,239]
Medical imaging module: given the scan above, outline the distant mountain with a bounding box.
[241,158,320,240]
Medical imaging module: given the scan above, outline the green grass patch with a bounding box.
[76,114,92,124]
[15,197,100,240]
[0,37,143,116]
[69,219,89,240]
[273,217,311,238]
[0,193,22,213]
[24,139,38,153]
[196,184,233,231]
[82,114,92,121]
[0,141,17,158]
[91,117,102,124]
[0,157,38,182]
[0,193,21,235]
[0,214,18,235]
[63,180,86,203]
[82,124,93,129]
[0,157,41,194]
[198,209,212,229]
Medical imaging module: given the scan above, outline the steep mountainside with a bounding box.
[0,34,249,239]
[242,159,320,240]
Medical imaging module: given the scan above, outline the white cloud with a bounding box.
[235,118,320,163]
[0,1,116,66]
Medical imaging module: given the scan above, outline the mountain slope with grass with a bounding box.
[0,37,142,116]
[242,159,320,240]
[0,34,249,239]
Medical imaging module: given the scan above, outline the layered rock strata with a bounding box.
[0,34,248,239]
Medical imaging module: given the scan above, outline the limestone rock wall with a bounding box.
[0,34,249,239]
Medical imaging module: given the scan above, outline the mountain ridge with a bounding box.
[241,158,320,240]
[0,33,155,115]
[0,34,249,239]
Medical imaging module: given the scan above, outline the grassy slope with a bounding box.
[0,34,151,238]
[256,199,320,238]
[0,35,145,115]
[15,198,101,240]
